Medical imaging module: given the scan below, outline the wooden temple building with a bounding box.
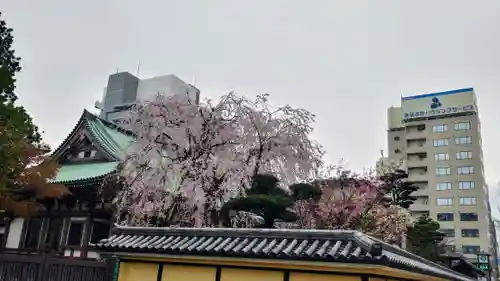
[0,110,134,281]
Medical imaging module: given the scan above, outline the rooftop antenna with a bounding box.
[116,68,119,74]
[136,60,141,77]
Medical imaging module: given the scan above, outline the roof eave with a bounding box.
[50,110,89,158]
[51,173,110,186]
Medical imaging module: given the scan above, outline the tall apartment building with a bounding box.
[95,72,200,122]
[385,88,498,273]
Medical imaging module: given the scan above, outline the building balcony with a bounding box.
[406,144,427,154]
[410,210,430,218]
[410,202,430,212]
[410,196,430,211]
[406,158,428,169]
[412,187,429,196]
[405,132,427,141]
[408,166,428,182]
[408,174,429,182]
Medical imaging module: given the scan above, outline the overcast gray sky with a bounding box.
[2,1,500,189]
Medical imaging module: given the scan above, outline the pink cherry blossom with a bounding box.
[293,169,411,245]
[113,92,324,227]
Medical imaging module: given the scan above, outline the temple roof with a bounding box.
[50,110,134,184]
[51,162,121,184]
[93,226,475,281]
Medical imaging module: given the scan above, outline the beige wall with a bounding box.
[388,114,490,252]
[387,107,404,130]
[290,272,359,281]
[385,89,495,264]
[164,265,216,281]
[118,262,158,281]
[114,261,443,281]
[116,262,360,281]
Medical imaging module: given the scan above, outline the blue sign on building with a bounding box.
[403,96,474,120]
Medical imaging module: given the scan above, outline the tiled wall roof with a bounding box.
[93,226,475,281]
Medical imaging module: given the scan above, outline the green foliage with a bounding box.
[0,13,67,215]
[221,174,297,228]
[406,215,446,263]
[0,13,22,104]
[0,12,43,189]
[380,169,418,209]
[289,182,321,201]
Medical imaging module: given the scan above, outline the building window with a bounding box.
[44,218,63,250]
[459,197,477,206]
[436,167,451,176]
[394,136,400,141]
[436,182,452,191]
[395,149,401,154]
[461,229,480,238]
[434,153,450,161]
[460,212,478,221]
[437,213,454,221]
[457,166,474,175]
[456,151,472,160]
[455,122,471,131]
[24,218,42,249]
[455,136,472,145]
[458,181,475,190]
[436,198,453,206]
[91,220,110,244]
[462,245,480,254]
[432,124,448,132]
[433,138,449,147]
[440,229,455,238]
[66,221,84,246]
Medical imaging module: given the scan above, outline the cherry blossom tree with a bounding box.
[293,168,412,245]
[230,93,324,187]
[111,92,324,227]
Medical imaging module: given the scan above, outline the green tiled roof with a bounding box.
[51,110,135,184]
[51,162,120,183]
[86,117,134,160]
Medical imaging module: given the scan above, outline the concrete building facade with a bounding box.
[384,88,498,274]
[95,72,200,122]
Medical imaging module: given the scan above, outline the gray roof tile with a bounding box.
[92,226,476,281]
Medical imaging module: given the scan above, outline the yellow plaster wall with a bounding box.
[115,259,445,281]
[220,268,283,281]
[290,272,361,281]
[117,262,158,281]
[161,264,216,281]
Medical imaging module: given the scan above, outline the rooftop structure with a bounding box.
[95,72,200,123]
